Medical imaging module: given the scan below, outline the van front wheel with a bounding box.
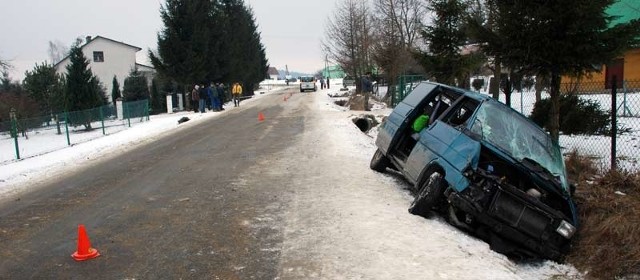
[409,171,446,217]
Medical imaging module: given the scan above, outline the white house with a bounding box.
[54,36,155,103]
[267,67,279,80]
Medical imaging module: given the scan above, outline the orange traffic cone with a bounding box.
[258,112,265,121]
[71,224,100,261]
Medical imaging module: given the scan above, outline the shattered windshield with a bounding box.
[471,100,569,191]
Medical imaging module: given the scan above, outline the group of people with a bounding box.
[190,82,243,113]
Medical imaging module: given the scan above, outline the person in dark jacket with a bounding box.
[209,82,221,111]
[217,83,226,111]
[198,84,207,113]
[191,85,200,113]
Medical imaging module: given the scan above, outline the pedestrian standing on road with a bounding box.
[191,85,200,113]
[198,83,207,113]
[210,82,221,111]
[206,83,215,111]
[232,82,243,107]
[320,77,325,89]
[217,83,226,111]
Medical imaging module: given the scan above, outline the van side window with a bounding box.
[444,98,479,128]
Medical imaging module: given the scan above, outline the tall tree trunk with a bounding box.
[549,72,561,142]
[489,57,501,99]
[534,74,544,103]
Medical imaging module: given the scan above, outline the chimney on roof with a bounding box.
[86,36,92,43]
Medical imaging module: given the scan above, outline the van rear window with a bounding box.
[300,77,314,82]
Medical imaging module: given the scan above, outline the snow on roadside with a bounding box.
[274,89,583,279]
[0,88,284,200]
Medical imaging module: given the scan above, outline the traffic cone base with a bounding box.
[71,224,100,261]
[72,248,100,261]
[258,112,265,121]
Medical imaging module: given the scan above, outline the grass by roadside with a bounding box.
[565,150,640,279]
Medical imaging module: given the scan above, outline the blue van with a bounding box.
[371,82,578,261]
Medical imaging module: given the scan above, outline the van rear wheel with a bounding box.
[370,149,389,172]
[409,171,446,217]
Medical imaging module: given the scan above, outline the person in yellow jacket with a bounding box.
[232,82,243,107]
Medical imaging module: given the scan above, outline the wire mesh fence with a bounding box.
[1,100,149,163]
[478,79,640,171]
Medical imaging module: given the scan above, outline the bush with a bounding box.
[530,94,610,135]
[472,79,484,91]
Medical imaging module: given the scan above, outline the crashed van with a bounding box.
[371,82,578,261]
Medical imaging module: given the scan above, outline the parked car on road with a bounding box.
[299,76,317,92]
[370,82,578,261]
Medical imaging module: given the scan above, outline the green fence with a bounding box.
[392,75,426,106]
[1,100,149,163]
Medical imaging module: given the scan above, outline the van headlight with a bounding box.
[556,220,576,239]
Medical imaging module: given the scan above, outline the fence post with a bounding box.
[126,102,131,127]
[10,108,20,160]
[64,111,70,146]
[146,100,150,121]
[611,76,617,171]
[100,106,106,135]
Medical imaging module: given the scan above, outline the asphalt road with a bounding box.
[0,88,305,279]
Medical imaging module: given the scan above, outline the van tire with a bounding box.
[408,171,446,217]
[370,149,389,172]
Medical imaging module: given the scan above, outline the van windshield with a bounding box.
[300,77,314,82]
[471,100,569,191]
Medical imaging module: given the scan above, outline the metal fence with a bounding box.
[1,100,149,163]
[392,75,426,106]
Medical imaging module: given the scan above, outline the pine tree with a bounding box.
[63,44,105,129]
[23,62,65,116]
[150,0,216,88]
[151,0,268,95]
[111,75,121,105]
[220,0,268,94]
[470,0,640,141]
[415,0,484,87]
[122,69,149,102]
[149,78,165,114]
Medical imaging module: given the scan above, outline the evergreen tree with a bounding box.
[23,62,65,117]
[122,69,149,101]
[150,0,216,88]
[149,78,165,114]
[111,75,121,105]
[151,0,268,95]
[415,0,484,87]
[469,0,640,141]
[63,44,105,129]
[220,0,268,94]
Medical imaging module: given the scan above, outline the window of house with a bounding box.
[93,51,104,62]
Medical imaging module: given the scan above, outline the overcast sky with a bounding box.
[0,0,339,81]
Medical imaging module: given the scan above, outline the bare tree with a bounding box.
[48,40,69,64]
[323,0,374,87]
[370,0,425,103]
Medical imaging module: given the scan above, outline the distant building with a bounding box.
[563,0,640,90]
[267,67,279,80]
[54,35,155,103]
[322,65,345,79]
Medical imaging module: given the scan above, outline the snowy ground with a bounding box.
[0,80,583,279]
